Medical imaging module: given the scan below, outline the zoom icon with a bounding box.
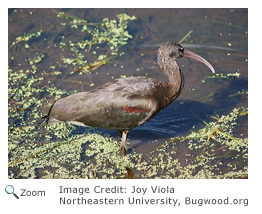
[5,185,19,199]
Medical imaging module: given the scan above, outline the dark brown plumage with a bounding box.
[43,41,215,156]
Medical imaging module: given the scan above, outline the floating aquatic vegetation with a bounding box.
[8,30,43,51]
[150,107,248,179]
[206,72,241,80]
[58,12,137,74]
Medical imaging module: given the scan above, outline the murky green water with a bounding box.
[8,8,247,179]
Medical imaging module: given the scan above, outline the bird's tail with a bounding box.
[42,100,57,125]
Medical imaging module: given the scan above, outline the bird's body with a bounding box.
[43,41,215,156]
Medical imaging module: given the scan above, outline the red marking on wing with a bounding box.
[119,105,146,114]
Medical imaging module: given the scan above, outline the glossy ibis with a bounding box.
[43,41,215,156]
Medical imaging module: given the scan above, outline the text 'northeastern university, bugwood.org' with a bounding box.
[58,185,248,206]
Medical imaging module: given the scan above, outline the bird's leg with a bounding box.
[118,130,128,156]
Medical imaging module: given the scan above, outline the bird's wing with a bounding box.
[43,77,161,130]
[73,88,159,130]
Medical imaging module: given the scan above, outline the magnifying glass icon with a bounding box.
[5,185,19,199]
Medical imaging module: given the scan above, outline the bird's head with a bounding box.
[157,41,215,73]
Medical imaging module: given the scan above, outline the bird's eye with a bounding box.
[178,45,184,57]
[179,46,184,54]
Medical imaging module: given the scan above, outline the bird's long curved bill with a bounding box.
[184,49,216,73]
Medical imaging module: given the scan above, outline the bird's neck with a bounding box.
[161,61,185,106]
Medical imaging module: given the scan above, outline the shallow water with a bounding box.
[8,8,248,178]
